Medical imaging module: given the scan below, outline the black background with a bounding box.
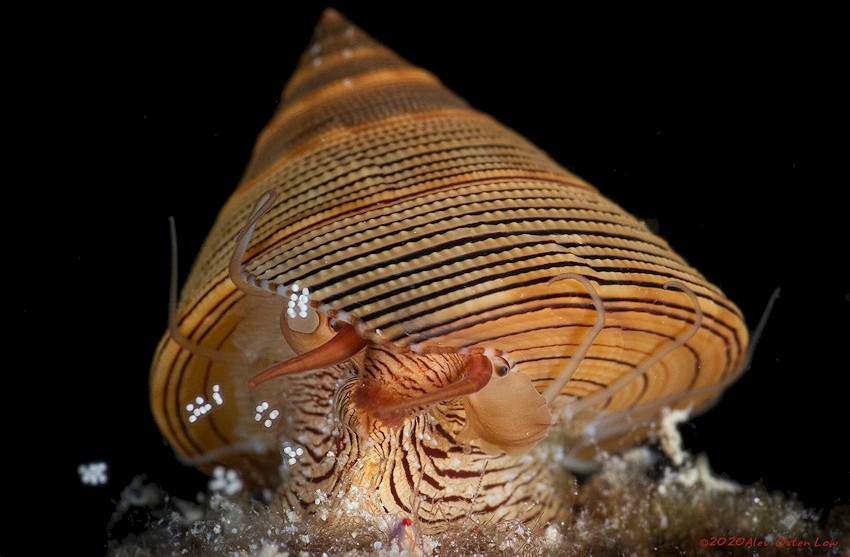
[13,4,845,555]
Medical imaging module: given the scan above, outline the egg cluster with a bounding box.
[286,283,311,320]
[254,400,281,428]
[185,384,224,424]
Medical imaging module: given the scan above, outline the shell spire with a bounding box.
[238,9,466,186]
[281,8,428,104]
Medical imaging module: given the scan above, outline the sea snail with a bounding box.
[150,10,748,532]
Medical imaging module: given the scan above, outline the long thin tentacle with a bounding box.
[543,273,606,404]
[229,190,278,297]
[578,286,782,446]
[168,217,246,364]
[577,378,726,447]
[562,280,703,420]
[732,286,781,379]
[567,287,780,459]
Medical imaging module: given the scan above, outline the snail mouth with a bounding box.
[367,353,493,425]
[348,351,555,457]
[247,321,368,387]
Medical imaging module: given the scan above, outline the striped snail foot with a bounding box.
[274,402,576,536]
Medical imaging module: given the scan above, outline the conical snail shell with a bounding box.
[150,8,748,524]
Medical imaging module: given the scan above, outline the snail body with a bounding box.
[150,9,748,531]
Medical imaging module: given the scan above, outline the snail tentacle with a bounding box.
[562,280,704,421]
[580,286,781,446]
[167,217,246,364]
[543,273,606,405]
[247,320,367,386]
[228,189,278,297]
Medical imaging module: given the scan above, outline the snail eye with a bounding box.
[328,318,342,332]
[279,305,337,355]
[284,306,320,334]
[492,356,511,377]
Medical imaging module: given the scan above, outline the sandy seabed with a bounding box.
[108,443,848,557]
